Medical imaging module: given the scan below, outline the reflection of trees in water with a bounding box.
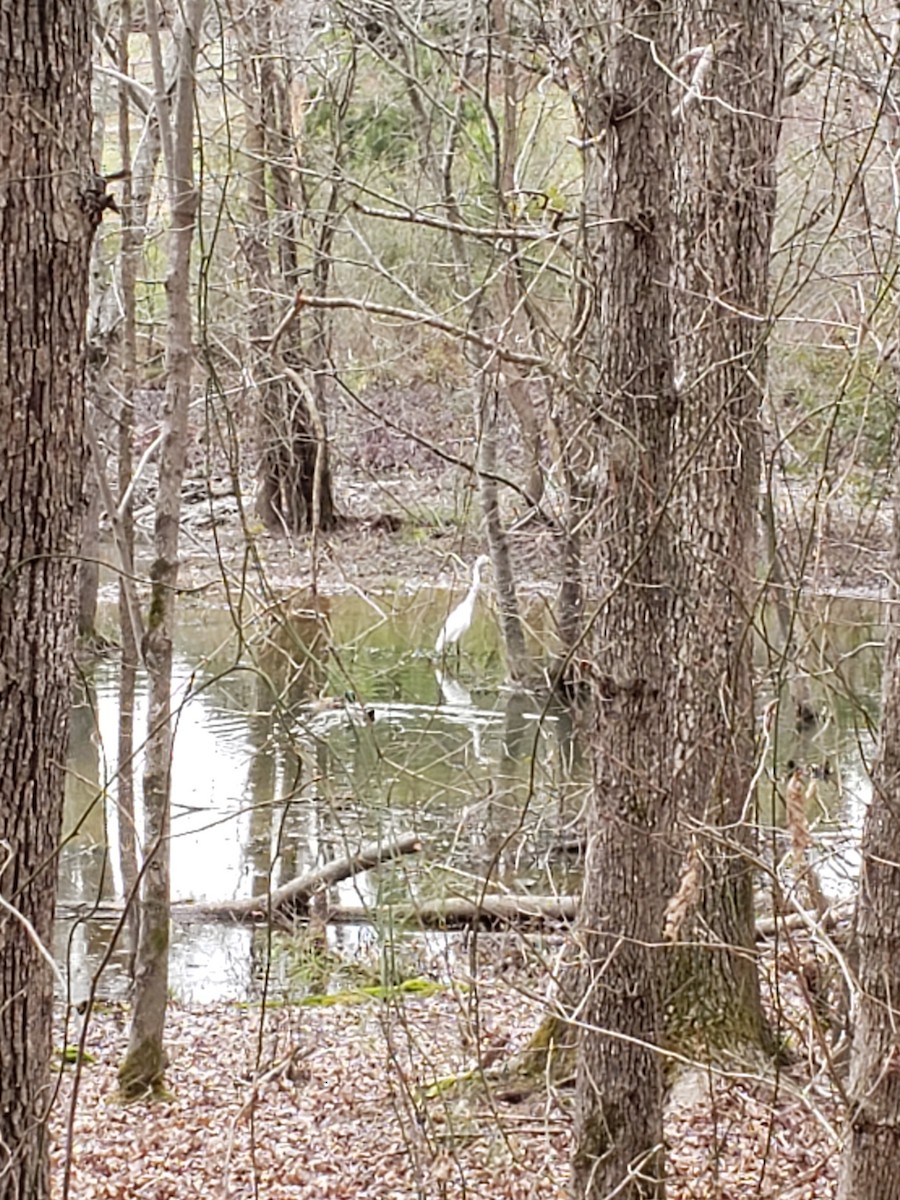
[759,597,882,772]
[256,602,329,710]
[204,604,582,908]
[245,692,278,900]
[243,605,332,896]
[277,671,589,903]
[56,917,133,1004]
[62,679,125,1000]
[457,692,586,892]
[60,595,887,1007]
[65,678,117,907]
[238,607,330,997]
[755,598,882,857]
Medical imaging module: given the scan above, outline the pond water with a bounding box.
[59,586,585,1003]
[58,587,885,1003]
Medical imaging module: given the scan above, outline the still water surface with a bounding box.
[60,589,583,1002]
[59,589,885,1002]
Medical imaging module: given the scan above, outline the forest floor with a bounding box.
[50,934,843,1199]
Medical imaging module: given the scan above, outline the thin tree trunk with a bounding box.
[838,409,900,1199]
[115,0,150,972]
[760,476,818,728]
[490,0,543,509]
[0,1,97,1193]
[118,0,203,1100]
[79,83,115,645]
[238,1,282,532]
[548,402,590,689]
[304,163,339,535]
[572,4,677,1196]
[476,381,529,682]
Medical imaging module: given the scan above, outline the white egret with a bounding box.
[435,554,490,654]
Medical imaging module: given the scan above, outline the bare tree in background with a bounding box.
[0,0,100,1192]
[114,0,163,971]
[238,0,337,535]
[837,6,900,1189]
[118,0,205,1100]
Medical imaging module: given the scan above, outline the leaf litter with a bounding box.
[50,940,843,1198]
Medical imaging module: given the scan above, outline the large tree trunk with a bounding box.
[572,4,678,1197]
[0,2,97,1195]
[237,0,285,531]
[664,0,783,1055]
[838,415,900,1199]
[118,0,203,1101]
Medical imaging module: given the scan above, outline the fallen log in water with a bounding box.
[753,900,853,939]
[56,834,852,938]
[192,831,425,922]
[323,893,578,929]
[318,896,855,935]
[320,895,858,935]
[57,832,424,926]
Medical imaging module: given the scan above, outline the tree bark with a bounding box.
[572,4,677,1197]
[78,86,116,645]
[838,414,900,1199]
[118,0,203,1102]
[0,2,96,1194]
[237,0,283,531]
[488,0,544,510]
[664,0,783,1056]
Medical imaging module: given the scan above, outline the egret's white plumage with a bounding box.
[435,555,490,653]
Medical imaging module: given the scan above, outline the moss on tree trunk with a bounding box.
[118,1037,171,1102]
